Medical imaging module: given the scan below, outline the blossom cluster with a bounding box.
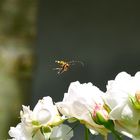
[9,72,140,140]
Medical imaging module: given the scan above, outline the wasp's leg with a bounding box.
[57,68,65,74]
[53,68,61,73]
[53,68,65,74]
[53,68,61,70]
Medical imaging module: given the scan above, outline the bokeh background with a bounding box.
[1,0,140,139]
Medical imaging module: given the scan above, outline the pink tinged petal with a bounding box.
[92,103,109,123]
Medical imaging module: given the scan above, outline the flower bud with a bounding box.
[93,103,109,125]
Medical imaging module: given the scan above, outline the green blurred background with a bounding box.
[1,0,140,139]
[0,0,36,139]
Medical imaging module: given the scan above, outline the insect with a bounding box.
[53,60,84,74]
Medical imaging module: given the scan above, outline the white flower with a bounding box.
[20,96,62,127]
[8,123,33,140]
[9,96,73,140]
[56,81,108,136]
[104,71,140,139]
[9,96,66,140]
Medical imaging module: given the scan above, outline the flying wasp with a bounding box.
[53,60,84,74]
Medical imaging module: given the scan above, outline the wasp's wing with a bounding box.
[68,61,84,66]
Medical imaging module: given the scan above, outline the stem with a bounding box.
[104,135,107,140]
[112,130,123,140]
[85,127,89,140]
